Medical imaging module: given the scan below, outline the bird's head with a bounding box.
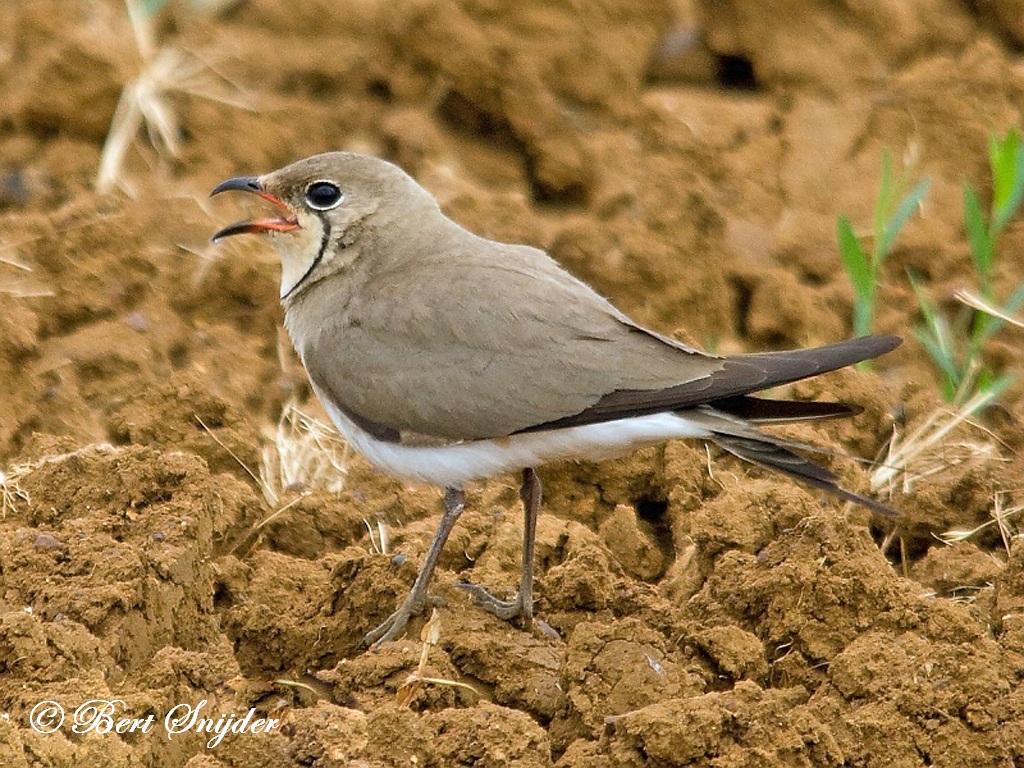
[211,152,435,300]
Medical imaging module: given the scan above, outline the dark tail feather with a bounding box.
[711,395,862,424]
[709,431,896,516]
[684,406,896,516]
[735,335,902,393]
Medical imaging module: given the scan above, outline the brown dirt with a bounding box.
[2,0,1024,765]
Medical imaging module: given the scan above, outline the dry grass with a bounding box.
[198,400,349,515]
[870,390,1005,497]
[1,444,123,517]
[259,400,349,508]
[197,403,348,555]
[97,0,252,195]
[955,289,1024,331]
[396,609,481,707]
[939,489,1024,555]
[0,467,30,518]
[872,393,1019,573]
[363,517,390,556]
[1,236,52,299]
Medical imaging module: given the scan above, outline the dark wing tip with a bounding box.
[858,334,903,356]
[518,334,904,436]
[710,431,899,517]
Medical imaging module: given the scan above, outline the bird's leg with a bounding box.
[458,467,541,628]
[362,486,465,650]
[517,466,541,627]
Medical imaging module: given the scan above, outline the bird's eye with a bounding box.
[305,181,343,210]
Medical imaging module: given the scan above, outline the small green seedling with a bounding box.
[912,128,1024,410]
[837,150,931,354]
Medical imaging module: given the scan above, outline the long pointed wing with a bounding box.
[517,335,901,434]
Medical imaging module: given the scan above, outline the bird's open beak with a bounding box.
[210,176,300,241]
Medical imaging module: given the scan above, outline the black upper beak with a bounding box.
[210,176,263,197]
[210,176,299,241]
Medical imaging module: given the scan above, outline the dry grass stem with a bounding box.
[197,406,347,551]
[396,609,481,707]
[1,242,52,297]
[363,518,389,555]
[0,285,55,298]
[939,490,1023,554]
[0,254,33,272]
[259,400,349,508]
[871,393,1004,496]
[0,468,31,517]
[252,493,307,532]
[272,679,321,697]
[97,0,253,194]
[955,289,1024,331]
[195,415,265,490]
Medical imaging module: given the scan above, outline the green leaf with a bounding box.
[909,272,961,397]
[838,217,875,337]
[993,131,1024,234]
[139,0,170,17]
[879,176,931,258]
[982,371,1016,403]
[913,325,959,401]
[990,130,1016,214]
[873,149,895,250]
[837,217,872,297]
[970,309,995,350]
[963,185,992,288]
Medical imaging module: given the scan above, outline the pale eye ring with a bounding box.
[305,181,344,210]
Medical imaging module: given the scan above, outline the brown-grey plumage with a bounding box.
[211,151,900,649]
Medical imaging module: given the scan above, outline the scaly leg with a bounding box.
[362,486,465,649]
[458,467,541,628]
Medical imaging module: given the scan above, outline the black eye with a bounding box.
[305,181,343,210]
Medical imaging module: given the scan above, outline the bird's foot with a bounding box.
[457,582,533,627]
[362,486,467,651]
[362,592,438,650]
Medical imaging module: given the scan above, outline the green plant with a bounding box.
[837,149,931,343]
[911,128,1024,408]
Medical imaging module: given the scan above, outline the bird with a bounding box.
[210,151,900,649]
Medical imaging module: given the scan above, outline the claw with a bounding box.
[362,594,426,650]
[457,581,532,625]
[362,592,450,649]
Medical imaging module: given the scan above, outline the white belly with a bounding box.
[314,387,709,487]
